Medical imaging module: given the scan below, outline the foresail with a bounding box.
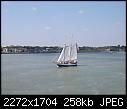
[57,46,65,62]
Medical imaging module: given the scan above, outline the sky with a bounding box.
[1,1,126,47]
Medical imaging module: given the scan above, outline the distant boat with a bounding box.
[56,43,78,67]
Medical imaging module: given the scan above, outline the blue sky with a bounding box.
[1,1,126,47]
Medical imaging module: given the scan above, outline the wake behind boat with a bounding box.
[56,43,78,67]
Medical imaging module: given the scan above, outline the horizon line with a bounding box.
[1,44,126,47]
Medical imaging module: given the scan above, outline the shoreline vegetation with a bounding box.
[1,45,126,54]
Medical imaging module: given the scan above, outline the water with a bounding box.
[1,52,126,95]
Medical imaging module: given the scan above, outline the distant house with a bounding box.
[2,47,8,53]
[105,48,111,51]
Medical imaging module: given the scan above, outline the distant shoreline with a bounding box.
[1,45,126,54]
[1,51,126,54]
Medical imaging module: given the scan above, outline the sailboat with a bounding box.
[56,43,78,67]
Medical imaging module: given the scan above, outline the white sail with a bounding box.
[64,46,71,61]
[57,43,78,63]
[70,43,77,61]
[57,45,65,62]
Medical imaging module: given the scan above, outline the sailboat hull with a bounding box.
[57,63,77,67]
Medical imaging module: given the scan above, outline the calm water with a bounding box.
[2,52,126,95]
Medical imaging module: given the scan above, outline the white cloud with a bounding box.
[116,21,121,25]
[82,28,88,31]
[44,26,52,30]
[32,7,37,11]
[2,1,8,4]
[2,1,8,13]
[78,10,84,14]
[2,1,8,7]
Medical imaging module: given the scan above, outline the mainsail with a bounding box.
[57,43,78,63]
[70,43,77,61]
